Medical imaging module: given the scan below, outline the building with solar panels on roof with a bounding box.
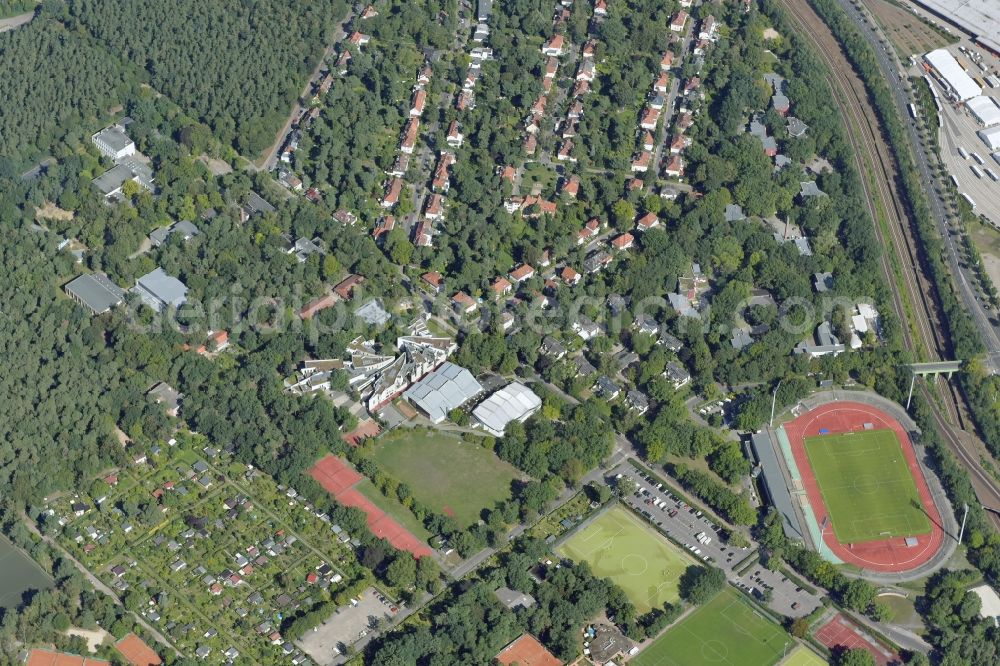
[472,382,542,436]
[403,362,483,423]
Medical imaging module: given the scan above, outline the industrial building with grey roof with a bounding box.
[133,267,189,312]
[64,273,126,315]
[403,362,483,423]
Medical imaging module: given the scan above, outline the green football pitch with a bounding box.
[631,587,789,666]
[556,505,689,613]
[804,429,930,544]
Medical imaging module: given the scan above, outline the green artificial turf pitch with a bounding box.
[631,586,789,666]
[556,505,689,613]
[370,430,518,527]
[804,429,930,544]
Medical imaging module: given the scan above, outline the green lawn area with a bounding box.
[781,646,828,666]
[632,587,789,666]
[370,429,518,527]
[804,429,930,543]
[521,162,558,191]
[556,505,690,613]
[354,479,432,541]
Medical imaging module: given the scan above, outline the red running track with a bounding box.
[815,614,901,665]
[782,401,944,573]
[311,455,432,558]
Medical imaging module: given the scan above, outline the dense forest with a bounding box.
[0,0,35,18]
[61,0,349,156]
[0,14,134,167]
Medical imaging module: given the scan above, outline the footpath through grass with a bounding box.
[804,429,930,543]
[631,586,789,666]
[371,429,517,527]
[556,505,689,613]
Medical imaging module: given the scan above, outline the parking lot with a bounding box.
[296,587,401,665]
[934,77,1000,226]
[612,463,822,619]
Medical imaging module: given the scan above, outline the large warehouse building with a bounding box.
[978,126,1000,151]
[912,0,1000,55]
[404,362,483,423]
[472,382,542,436]
[967,96,1000,127]
[925,48,982,100]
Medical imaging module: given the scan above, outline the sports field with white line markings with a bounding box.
[804,429,930,543]
[556,504,689,613]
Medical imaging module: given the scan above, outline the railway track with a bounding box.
[779,0,1000,523]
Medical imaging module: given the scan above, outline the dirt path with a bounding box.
[0,9,35,33]
[253,14,353,172]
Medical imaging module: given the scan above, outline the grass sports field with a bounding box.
[556,505,688,613]
[804,429,930,543]
[781,645,827,666]
[370,429,518,527]
[631,587,789,666]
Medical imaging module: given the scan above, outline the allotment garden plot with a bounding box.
[804,429,930,543]
[631,587,789,666]
[370,429,519,527]
[556,505,688,613]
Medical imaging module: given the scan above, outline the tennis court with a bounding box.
[631,587,789,666]
[804,429,930,543]
[780,645,827,666]
[556,505,689,613]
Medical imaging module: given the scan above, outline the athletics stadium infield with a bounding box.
[779,401,944,573]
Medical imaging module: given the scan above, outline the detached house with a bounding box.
[348,32,371,47]
[611,233,634,251]
[670,11,688,32]
[410,89,427,117]
[631,151,652,173]
[542,34,566,56]
[509,264,535,284]
[424,194,444,221]
[664,155,684,178]
[381,178,404,208]
[640,107,660,130]
[400,119,420,154]
[446,121,464,147]
[636,212,659,231]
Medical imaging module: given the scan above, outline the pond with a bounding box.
[0,536,52,610]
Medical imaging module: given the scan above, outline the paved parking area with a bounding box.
[296,587,400,665]
[612,463,822,619]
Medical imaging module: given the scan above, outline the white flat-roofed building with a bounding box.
[979,125,1000,151]
[911,0,1000,54]
[925,49,982,101]
[967,96,1000,126]
[472,382,542,436]
[92,124,136,160]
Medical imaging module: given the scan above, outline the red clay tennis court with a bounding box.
[115,633,162,666]
[815,614,900,665]
[27,650,109,666]
[782,401,944,573]
[495,633,562,666]
[311,455,432,558]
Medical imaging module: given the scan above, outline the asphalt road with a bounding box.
[836,0,1000,371]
